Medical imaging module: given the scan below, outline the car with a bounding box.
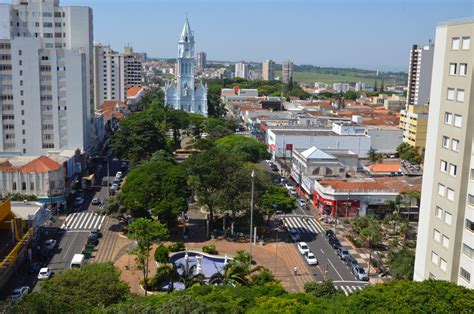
[29,261,43,274]
[113,177,121,184]
[297,242,310,255]
[353,266,369,281]
[296,199,306,207]
[346,256,359,268]
[91,198,101,205]
[111,183,119,190]
[11,286,30,301]
[305,252,318,265]
[284,183,293,190]
[265,160,273,166]
[324,229,335,238]
[90,227,102,238]
[289,229,300,242]
[288,187,297,196]
[270,164,278,172]
[37,267,52,280]
[120,162,128,171]
[87,233,99,245]
[116,171,123,178]
[337,248,350,260]
[73,196,84,207]
[44,239,57,251]
[329,237,341,249]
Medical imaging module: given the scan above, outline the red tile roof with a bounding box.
[318,179,386,191]
[0,156,61,173]
[126,85,142,98]
[367,164,401,173]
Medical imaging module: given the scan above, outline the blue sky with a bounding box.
[15,0,474,70]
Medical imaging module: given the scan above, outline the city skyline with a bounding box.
[35,0,474,71]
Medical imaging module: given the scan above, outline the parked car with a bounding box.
[296,199,306,207]
[270,164,278,172]
[11,286,30,301]
[297,242,310,255]
[265,160,273,166]
[353,266,369,281]
[329,237,341,249]
[91,198,101,205]
[289,229,300,242]
[288,187,297,196]
[73,196,84,207]
[111,183,119,190]
[284,183,293,190]
[116,171,123,178]
[43,239,57,251]
[305,252,318,265]
[346,256,359,268]
[113,177,121,184]
[29,261,43,274]
[87,233,99,246]
[90,227,102,238]
[337,248,350,260]
[37,267,52,280]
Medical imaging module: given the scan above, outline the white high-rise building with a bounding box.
[196,51,206,72]
[235,60,249,79]
[414,19,473,289]
[407,43,435,106]
[282,59,293,84]
[0,0,94,155]
[262,59,275,81]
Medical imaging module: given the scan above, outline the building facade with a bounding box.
[407,43,435,106]
[196,51,206,72]
[282,59,293,84]
[0,0,94,155]
[235,60,249,79]
[414,19,473,289]
[400,104,429,148]
[164,19,208,116]
[262,59,275,81]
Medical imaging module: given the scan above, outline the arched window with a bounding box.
[325,168,333,175]
[312,167,320,175]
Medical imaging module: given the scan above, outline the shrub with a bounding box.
[202,244,218,255]
[233,250,251,266]
[154,244,169,263]
[250,267,275,286]
[168,241,186,252]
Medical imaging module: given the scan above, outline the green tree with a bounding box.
[260,185,294,223]
[15,263,129,313]
[207,84,227,118]
[128,218,168,295]
[215,135,271,163]
[304,279,342,298]
[208,263,250,287]
[388,248,415,280]
[343,90,358,100]
[359,217,383,278]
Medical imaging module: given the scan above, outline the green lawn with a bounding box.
[276,71,399,86]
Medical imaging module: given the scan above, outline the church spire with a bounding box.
[179,18,194,43]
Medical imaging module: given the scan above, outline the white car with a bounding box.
[305,252,318,265]
[11,286,30,301]
[73,196,84,206]
[111,183,119,190]
[116,171,123,178]
[289,229,300,242]
[37,267,52,280]
[297,199,306,207]
[284,183,293,190]
[288,187,297,196]
[44,239,57,250]
[265,160,273,166]
[297,242,310,255]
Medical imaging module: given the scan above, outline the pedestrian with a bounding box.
[293,266,298,276]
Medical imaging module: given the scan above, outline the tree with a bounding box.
[373,80,378,92]
[396,142,422,164]
[120,158,189,222]
[368,149,383,163]
[359,217,383,278]
[207,84,227,118]
[260,185,294,223]
[249,266,276,286]
[380,80,384,92]
[343,90,358,100]
[388,248,415,280]
[209,263,250,287]
[128,218,168,296]
[215,135,271,163]
[15,263,129,313]
[176,263,206,289]
[304,279,342,298]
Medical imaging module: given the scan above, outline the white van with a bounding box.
[70,254,85,269]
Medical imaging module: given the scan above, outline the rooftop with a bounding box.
[367,164,401,173]
[299,147,336,160]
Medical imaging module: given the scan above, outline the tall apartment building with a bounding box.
[234,60,249,79]
[93,44,143,109]
[196,51,206,72]
[407,43,435,106]
[0,0,94,155]
[282,59,293,84]
[262,59,275,81]
[414,19,473,289]
[400,104,429,148]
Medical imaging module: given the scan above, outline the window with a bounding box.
[468,194,474,206]
[444,112,452,124]
[438,183,446,196]
[12,182,16,191]
[463,244,473,258]
[467,219,474,232]
[447,188,454,201]
[440,258,447,272]
[442,235,449,248]
[444,212,452,225]
[433,229,441,242]
[447,88,455,100]
[435,206,443,219]
[440,160,448,172]
[454,114,462,128]
[457,89,465,102]
[21,182,26,190]
[431,251,439,265]
[452,139,459,152]
[452,37,460,50]
[460,63,468,76]
[462,37,470,50]
[449,63,457,75]
[442,136,450,148]
[30,182,34,190]
[460,268,471,283]
[449,164,457,176]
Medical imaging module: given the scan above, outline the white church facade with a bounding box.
[164,19,208,116]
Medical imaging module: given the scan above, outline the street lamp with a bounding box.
[249,170,256,268]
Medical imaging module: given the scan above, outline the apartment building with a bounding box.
[0,0,94,156]
[407,43,435,106]
[123,46,142,88]
[414,19,473,289]
[196,51,206,72]
[400,104,429,148]
[262,59,275,81]
[282,59,293,84]
[235,60,249,79]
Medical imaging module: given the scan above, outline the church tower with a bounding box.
[164,18,207,116]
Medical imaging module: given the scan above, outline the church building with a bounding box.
[164,19,208,116]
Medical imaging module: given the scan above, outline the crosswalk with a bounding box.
[335,284,365,296]
[282,215,325,234]
[60,212,106,231]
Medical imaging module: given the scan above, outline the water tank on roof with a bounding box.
[352,115,363,124]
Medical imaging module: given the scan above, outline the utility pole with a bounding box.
[249,170,256,268]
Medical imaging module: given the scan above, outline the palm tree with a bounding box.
[176,263,206,288]
[385,195,403,231]
[156,263,179,293]
[360,219,383,279]
[209,263,249,287]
